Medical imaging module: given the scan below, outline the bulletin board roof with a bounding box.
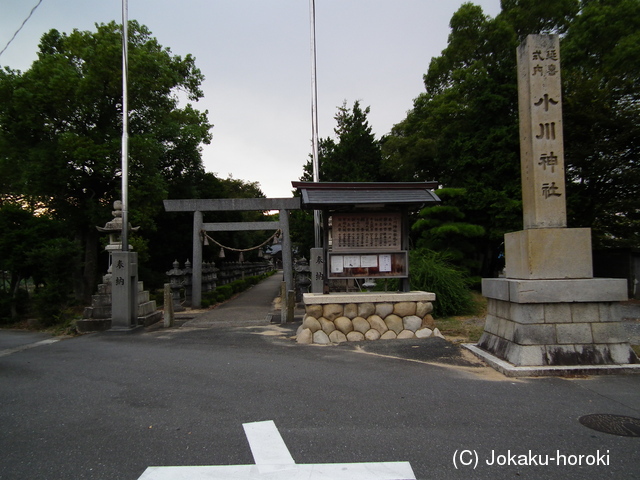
[291,182,440,210]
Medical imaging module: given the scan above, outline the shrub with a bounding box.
[408,249,474,318]
[29,238,81,326]
[216,285,233,300]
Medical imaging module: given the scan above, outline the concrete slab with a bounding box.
[303,291,435,304]
[464,343,640,377]
[483,277,628,303]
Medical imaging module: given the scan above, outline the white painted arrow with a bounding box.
[138,420,416,480]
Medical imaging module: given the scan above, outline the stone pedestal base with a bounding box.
[76,279,161,333]
[298,292,438,344]
[479,278,638,367]
[505,228,593,279]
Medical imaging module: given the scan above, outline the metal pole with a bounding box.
[121,0,129,251]
[309,0,321,248]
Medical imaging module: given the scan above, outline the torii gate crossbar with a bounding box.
[163,198,301,323]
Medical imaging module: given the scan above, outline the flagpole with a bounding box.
[121,0,129,252]
[309,0,321,248]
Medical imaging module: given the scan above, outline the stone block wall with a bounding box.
[297,292,441,345]
[478,296,638,366]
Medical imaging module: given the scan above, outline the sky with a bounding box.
[1,0,502,198]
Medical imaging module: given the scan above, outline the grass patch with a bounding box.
[435,292,486,343]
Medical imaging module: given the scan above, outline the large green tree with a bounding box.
[561,0,640,247]
[294,101,385,255]
[383,0,639,275]
[0,21,212,301]
[301,100,384,182]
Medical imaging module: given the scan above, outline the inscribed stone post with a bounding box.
[476,34,636,371]
[310,247,324,293]
[506,34,592,280]
[517,34,566,229]
[110,251,138,330]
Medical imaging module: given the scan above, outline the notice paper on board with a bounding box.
[379,254,392,272]
[330,255,344,273]
[344,255,360,268]
[361,255,378,268]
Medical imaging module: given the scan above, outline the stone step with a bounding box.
[138,310,162,327]
[76,319,112,333]
[138,290,149,304]
[82,305,111,319]
[138,300,157,317]
[91,293,112,307]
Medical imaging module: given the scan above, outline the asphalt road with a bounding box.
[1,275,639,479]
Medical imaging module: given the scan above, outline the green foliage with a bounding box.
[300,100,384,183]
[214,285,233,301]
[202,271,275,307]
[412,188,487,275]
[408,249,474,318]
[295,100,385,254]
[561,0,640,248]
[0,21,212,301]
[383,0,640,275]
[0,203,80,323]
[30,237,81,326]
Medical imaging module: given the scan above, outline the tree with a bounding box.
[382,3,524,275]
[0,21,212,301]
[561,0,640,248]
[0,203,79,323]
[293,101,386,255]
[382,0,639,275]
[412,188,487,277]
[301,100,384,182]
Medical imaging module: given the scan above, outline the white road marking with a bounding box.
[138,420,416,480]
[0,338,60,357]
[243,420,296,474]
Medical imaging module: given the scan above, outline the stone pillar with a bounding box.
[478,35,638,370]
[110,251,138,330]
[166,260,185,312]
[163,283,174,328]
[192,211,203,308]
[517,34,566,230]
[310,247,324,293]
[280,209,294,323]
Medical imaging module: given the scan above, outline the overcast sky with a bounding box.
[1,0,502,198]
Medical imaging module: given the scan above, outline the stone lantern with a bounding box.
[97,200,139,252]
[76,200,160,332]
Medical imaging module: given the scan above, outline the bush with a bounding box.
[0,288,30,324]
[230,279,248,293]
[215,285,233,301]
[29,238,81,326]
[408,249,474,318]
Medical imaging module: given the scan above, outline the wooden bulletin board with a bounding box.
[328,251,408,279]
[332,212,402,252]
[329,212,407,279]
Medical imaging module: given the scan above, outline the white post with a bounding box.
[309,0,322,249]
[121,0,129,252]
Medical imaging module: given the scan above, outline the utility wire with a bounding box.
[0,0,44,59]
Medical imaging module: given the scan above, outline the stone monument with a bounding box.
[76,201,161,332]
[473,35,638,373]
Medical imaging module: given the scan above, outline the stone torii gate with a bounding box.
[163,198,301,322]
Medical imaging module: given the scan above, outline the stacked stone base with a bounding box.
[297,292,441,345]
[479,278,638,367]
[76,279,162,333]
